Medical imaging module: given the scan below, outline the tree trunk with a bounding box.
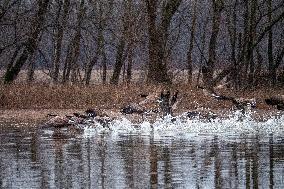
[110,39,126,85]
[62,37,74,82]
[110,0,133,85]
[203,0,223,89]
[0,0,18,22]
[5,46,21,74]
[85,13,105,85]
[85,56,98,85]
[27,59,35,82]
[267,0,273,76]
[125,0,135,84]
[126,45,133,83]
[52,0,70,83]
[226,0,238,88]
[235,32,243,89]
[102,51,107,84]
[267,0,277,86]
[62,0,84,83]
[197,16,208,85]
[146,0,182,84]
[70,33,82,83]
[239,0,250,88]
[4,0,50,83]
[255,47,263,86]
[70,0,85,83]
[4,48,29,83]
[247,0,257,87]
[187,0,197,84]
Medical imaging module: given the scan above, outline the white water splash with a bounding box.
[81,111,284,139]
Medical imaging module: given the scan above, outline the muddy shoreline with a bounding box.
[0,109,84,125]
[0,108,282,128]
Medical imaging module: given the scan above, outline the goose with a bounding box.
[121,103,145,114]
[85,109,97,117]
[121,91,161,115]
[138,91,160,105]
[158,90,179,116]
[45,114,71,127]
[197,86,256,112]
[187,110,217,121]
[265,95,284,110]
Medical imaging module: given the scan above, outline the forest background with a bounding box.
[0,0,283,111]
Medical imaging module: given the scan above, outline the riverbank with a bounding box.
[0,83,283,125]
[0,109,82,124]
[1,83,283,108]
[0,108,283,127]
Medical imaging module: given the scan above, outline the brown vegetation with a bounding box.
[1,83,283,111]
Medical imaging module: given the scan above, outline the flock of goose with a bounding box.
[43,86,284,130]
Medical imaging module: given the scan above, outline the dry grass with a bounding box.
[0,109,80,124]
[0,82,283,111]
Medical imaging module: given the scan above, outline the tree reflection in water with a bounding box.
[0,124,284,188]
[269,134,274,189]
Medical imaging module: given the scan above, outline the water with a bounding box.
[1,113,284,189]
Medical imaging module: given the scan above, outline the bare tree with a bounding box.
[202,0,224,89]
[27,57,36,82]
[84,0,111,85]
[110,38,126,84]
[110,0,135,85]
[246,0,258,87]
[186,0,198,84]
[267,0,284,85]
[4,0,50,83]
[125,0,136,84]
[62,0,85,83]
[0,0,18,22]
[1,0,283,87]
[51,0,70,83]
[225,0,238,88]
[145,0,182,84]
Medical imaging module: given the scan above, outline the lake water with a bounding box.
[1,113,284,189]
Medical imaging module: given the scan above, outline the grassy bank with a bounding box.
[0,83,283,110]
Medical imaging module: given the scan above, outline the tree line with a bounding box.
[0,0,283,88]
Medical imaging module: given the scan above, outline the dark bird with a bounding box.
[121,103,145,114]
[171,90,179,105]
[187,110,217,121]
[265,95,284,110]
[159,91,171,116]
[73,112,88,119]
[139,94,148,98]
[85,109,97,117]
[197,85,256,112]
[44,115,70,127]
[230,97,256,111]
[47,113,59,117]
[158,90,179,116]
[95,117,112,128]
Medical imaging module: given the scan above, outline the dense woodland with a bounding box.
[0,0,283,89]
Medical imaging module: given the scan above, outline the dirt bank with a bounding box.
[0,109,84,125]
[0,83,283,125]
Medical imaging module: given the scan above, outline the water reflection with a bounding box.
[0,123,284,188]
